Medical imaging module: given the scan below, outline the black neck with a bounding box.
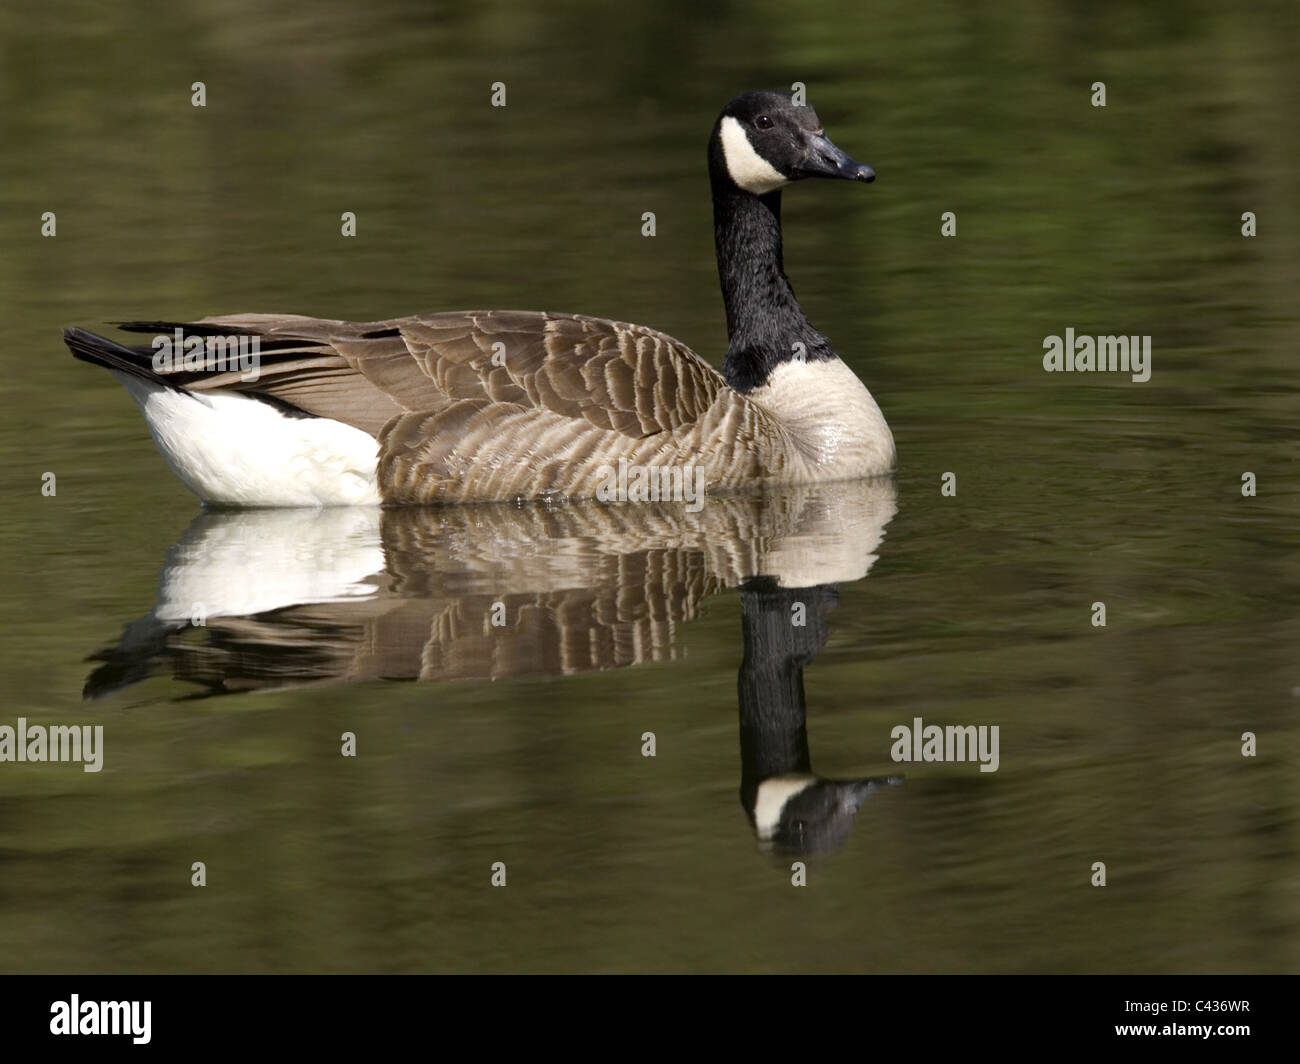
[709,146,836,393]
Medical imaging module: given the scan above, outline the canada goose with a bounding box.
[63,91,894,507]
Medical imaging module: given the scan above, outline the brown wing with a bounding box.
[186,309,727,439]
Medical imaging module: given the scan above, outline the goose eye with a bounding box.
[754,115,773,130]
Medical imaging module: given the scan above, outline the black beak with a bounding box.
[795,133,875,182]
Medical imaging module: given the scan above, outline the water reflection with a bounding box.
[738,578,901,855]
[86,480,901,854]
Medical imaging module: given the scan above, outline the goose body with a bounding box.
[64,92,894,507]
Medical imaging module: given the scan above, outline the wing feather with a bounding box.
[188,310,725,437]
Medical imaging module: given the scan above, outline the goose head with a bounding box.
[710,90,875,196]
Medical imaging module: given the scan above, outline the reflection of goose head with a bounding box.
[752,774,902,856]
[737,578,902,857]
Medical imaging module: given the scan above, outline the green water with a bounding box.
[1,0,1296,973]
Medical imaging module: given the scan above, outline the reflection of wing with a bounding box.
[150,572,725,697]
[84,480,896,699]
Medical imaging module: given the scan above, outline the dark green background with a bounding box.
[0,0,1296,972]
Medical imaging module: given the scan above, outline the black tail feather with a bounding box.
[101,321,328,355]
[62,327,183,390]
[113,320,260,336]
[64,323,323,418]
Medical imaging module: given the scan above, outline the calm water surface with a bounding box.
[0,1,1296,972]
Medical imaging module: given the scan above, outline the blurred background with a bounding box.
[0,0,1296,972]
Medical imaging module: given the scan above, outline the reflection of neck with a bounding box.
[737,579,839,803]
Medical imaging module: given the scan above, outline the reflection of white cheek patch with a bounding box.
[753,774,816,839]
[720,116,788,194]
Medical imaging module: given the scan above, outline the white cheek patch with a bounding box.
[719,115,788,194]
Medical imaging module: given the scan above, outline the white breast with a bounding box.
[745,358,896,477]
